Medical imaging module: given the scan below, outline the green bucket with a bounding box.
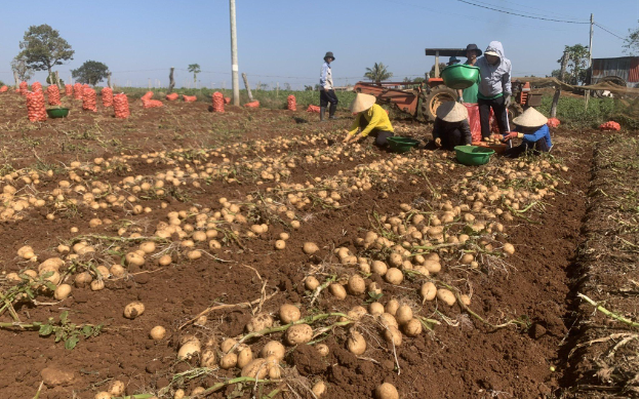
[454,145,495,166]
[441,64,480,89]
[46,108,70,118]
[387,137,420,153]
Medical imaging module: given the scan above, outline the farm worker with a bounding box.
[457,43,482,103]
[432,101,472,150]
[319,51,338,121]
[447,56,460,66]
[343,93,394,146]
[476,41,512,140]
[502,107,552,158]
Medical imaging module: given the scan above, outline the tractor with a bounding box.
[353,48,541,123]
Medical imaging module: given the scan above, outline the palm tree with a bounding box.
[364,62,393,85]
[188,63,201,87]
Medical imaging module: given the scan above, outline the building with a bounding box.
[590,56,639,88]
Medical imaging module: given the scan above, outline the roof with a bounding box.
[424,48,468,57]
[592,56,639,61]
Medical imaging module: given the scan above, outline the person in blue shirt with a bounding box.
[502,107,552,158]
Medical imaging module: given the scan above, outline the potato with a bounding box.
[378,313,398,329]
[369,302,384,316]
[303,242,319,254]
[174,389,185,399]
[201,349,217,367]
[149,326,166,340]
[279,304,301,324]
[191,387,205,395]
[17,245,34,259]
[385,299,399,316]
[347,330,367,355]
[279,232,290,240]
[388,253,403,268]
[285,324,313,345]
[139,241,156,254]
[358,262,371,274]
[54,284,72,300]
[460,294,471,306]
[74,271,93,287]
[347,275,366,295]
[423,260,441,274]
[312,381,327,397]
[220,353,238,369]
[158,254,172,266]
[90,280,105,291]
[187,250,202,260]
[371,260,388,276]
[246,313,274,333]
[237,347,253,368]
[260,341,285,360]
[420,282,437,302]
[347,306,367,320]
[95,392,111,399]
[241,358,268,378]
[384,268,403,285]
[503,243,515,255]
[123,301,145,319]
[383,326,403,346]
[316,343,330,357]
[395,305,413,325]
[110,264,126,278]
[437,289,456,306]
[38,257,64,273]
[221,338,237,353]
[275,240,286,250]
[108,380,125,396]
[368,281,382,296]
[375,383,399,399]
[305,276,320,291]
[329,283,347,300]
[178,340,201,359]
[403,318,423,337]
[461,254,474,264]
[125,252,145,267]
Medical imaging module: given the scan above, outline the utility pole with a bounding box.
[585,13,594,110]
[229,0,240,106]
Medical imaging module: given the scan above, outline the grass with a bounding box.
[539,95,638,130]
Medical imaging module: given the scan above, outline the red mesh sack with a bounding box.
[101,87,113,107]
[183,95,197,102]
[26,91,47,122]
[244,100,260,108]
[547,117,560,128]
[19,82,28,96]
[287,95,296,111]
[65,84,72,96]
[46,85,61,106]
[141,91,154,101]
[212,92,224,112]
[599,121,621,131]
[0,86,8,93]
[113,93,130,119]
[82,87,97,112]
[73,83,83,99]
[142,98,163,108]
[306,104,320,113]
[224,97,231,104]
[32,82,42,92]
[463,103,501,142]
[166,93,179,101]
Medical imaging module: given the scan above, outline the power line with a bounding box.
[594,23,627,40]
[454,0,589,24]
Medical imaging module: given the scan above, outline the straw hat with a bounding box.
[436,101,468,122]
[350,93,377,113]
[512,107,548,127]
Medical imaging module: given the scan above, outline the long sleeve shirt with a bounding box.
[476,41,512,100]
[319,62,334,90]
[432,118,472,145]
[348,104,394,138]
[517,124,552,148]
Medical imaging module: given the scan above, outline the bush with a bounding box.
[538,95,639,130]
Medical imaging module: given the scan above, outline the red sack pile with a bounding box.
[101,87,113,107]
[599,121,621,131]
[183,95,197,102]
[113,93,130,119]
[26,90,47,122]
[547,117,560,128]
[244,100,260,108]
[46,85,61,106]
[82,87,97,112]
[224,97,231,104]
[19,82,28,96]
[463,103,500,142]
[32,82,42,92]
[306,104,320,113]
[212,92,224,112]
[73,83,83,99]
[166,93,179,101]
[65,84,72,96]
[287,95,297,111]
[0,86,8,93]
[141,91,154,101]
[142,98,163,108]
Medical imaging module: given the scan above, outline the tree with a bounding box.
[364,62,393,85]
[550,45,588,85]
[429,63,447,78]
[623,27,639,56]
[304,85,314,91]
[46,74,64,86]
[71,61,110,85]
[188,64,201,85]
[19,24,74,78]
[11,55,33,81]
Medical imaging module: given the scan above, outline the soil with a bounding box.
[0,90,636,399]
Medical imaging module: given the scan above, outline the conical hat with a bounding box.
[513,107,548,127]
[350,93,377,113]
[436,101,468,122]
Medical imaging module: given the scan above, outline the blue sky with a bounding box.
[0,0,637,89]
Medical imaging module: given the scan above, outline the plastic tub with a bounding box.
[387,137,420,153]
[46,108,70,118]
[454,145,495,165]
[441,64,480,89]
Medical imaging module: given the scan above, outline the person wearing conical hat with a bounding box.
[319,52,338,121]
[343,93,395,146]
[502,107,552,158]
[432,101,472,150]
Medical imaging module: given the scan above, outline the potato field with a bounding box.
[0,91,637,399]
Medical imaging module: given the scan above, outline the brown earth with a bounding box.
[0,90,636,399]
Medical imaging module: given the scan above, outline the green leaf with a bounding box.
[64,336,79,350]
[54,329,64,342]
[93,324,103,336]
[39,324,53,336]
[59,311,69,324]
[24,288,35,299]
[44,282,57,291]
[41,271,54,279]
[81,325,93,338]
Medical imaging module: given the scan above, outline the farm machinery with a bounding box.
[353,48,541,122]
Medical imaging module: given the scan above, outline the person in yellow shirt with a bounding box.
[343,93,395,146]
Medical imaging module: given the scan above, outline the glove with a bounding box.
[504,96,511,108]
[434,138,442,147]
[458,97,464,103]
[502,131,521,142]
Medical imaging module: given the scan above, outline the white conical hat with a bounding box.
[513,107,548,127]
[436,101,468,122]
[350,93,377,113]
